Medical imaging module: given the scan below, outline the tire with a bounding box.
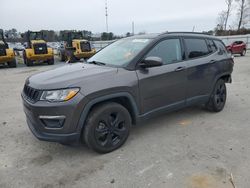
[66,54,77,63]
[83,102,131,153]
[60,51,65,62]
[206,79,227,112]
[23,51,33,66]
[26,59,33,66]
[23,51,27,65]
[7,59,17,68]
[48,57,54,65]
[241,49,246,56]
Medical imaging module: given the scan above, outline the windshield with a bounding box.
[30,32,43,40]
[88,38,152,67]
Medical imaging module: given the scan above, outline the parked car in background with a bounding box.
[226,41,247,56]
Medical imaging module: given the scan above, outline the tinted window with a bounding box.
[234,41,243,45]
[184,38,210,59]
[146,39,182,65]
[214,40,227,54]
[207,39,217,53]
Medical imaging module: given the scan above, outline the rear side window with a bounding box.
[207,39,217,53]
[214,40,227,54]
[184,38,210,59]
[146,39,182,65]
[234,41,243,45]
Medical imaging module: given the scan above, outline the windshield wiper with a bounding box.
[88,61,106,66]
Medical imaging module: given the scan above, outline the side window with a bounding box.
[184,38,210,59]
[207,39,217,53]
[214,40,227,55]
[146,39,182,65]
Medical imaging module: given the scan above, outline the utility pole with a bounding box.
[192,26,196,32]
[105,0,109,33]
[132,21,135,35]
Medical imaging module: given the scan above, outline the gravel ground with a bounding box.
[0,53,250,188]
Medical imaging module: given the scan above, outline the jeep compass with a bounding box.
[22,32,234,153]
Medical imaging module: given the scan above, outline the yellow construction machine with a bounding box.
[59,31,96,62]
[22,31,54,66]
[0,29,16,68]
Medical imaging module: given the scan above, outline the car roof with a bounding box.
[128,32,218,40]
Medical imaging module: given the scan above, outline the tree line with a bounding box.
[3,29,128,42]
[215,0,250,35]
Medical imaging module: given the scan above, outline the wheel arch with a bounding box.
[209,73,232,96]
[76,92,139,134]
[214,72,232,85]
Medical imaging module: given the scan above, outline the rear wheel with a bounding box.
[23,51,33,66]
[83,102,131,153]
[7,59,17,68]
[59,51,65,62]
[48,57,54,65]
[26,59,33,66]
[206,79,227,112]
[241,49,246,56]
[66,54,77,63]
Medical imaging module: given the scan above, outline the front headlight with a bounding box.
[40,88,80,102]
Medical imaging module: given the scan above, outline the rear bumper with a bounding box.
[27,54,54,61]
[25,48,54,61]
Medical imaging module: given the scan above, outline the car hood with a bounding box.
[27,63,118,90]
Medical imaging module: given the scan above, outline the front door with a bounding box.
[136,38,187,114]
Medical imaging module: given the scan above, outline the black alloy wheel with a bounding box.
[206,79,227,112]
[83,102,131,153]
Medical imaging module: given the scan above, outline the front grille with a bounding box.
[33,43,48,55]
[23,85,40,103]
[80,42,91,52]
[0,44,6,56]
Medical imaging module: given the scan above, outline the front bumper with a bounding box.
[22,92,86,143]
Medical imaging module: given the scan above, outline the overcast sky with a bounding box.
[1,0,238,34]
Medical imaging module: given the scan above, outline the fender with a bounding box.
[76,92,139,134]
[213,71,232,84]
[210,71,232,95]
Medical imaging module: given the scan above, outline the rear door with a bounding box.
[136,38,187,114]
[183,37,219,105]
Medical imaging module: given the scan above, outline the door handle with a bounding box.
[175,66,186,72]
[209,60,216,64]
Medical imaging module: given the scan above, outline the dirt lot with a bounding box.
[0,53,250,188]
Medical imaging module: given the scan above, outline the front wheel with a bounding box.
[83,102,131,153]
[206,79,227,112]
[241,49,246,56]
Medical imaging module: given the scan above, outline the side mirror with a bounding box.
[139,56,163,68]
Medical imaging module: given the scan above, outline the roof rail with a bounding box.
[160,31,211,36]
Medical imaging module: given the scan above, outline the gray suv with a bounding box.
[22,32,234,153]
